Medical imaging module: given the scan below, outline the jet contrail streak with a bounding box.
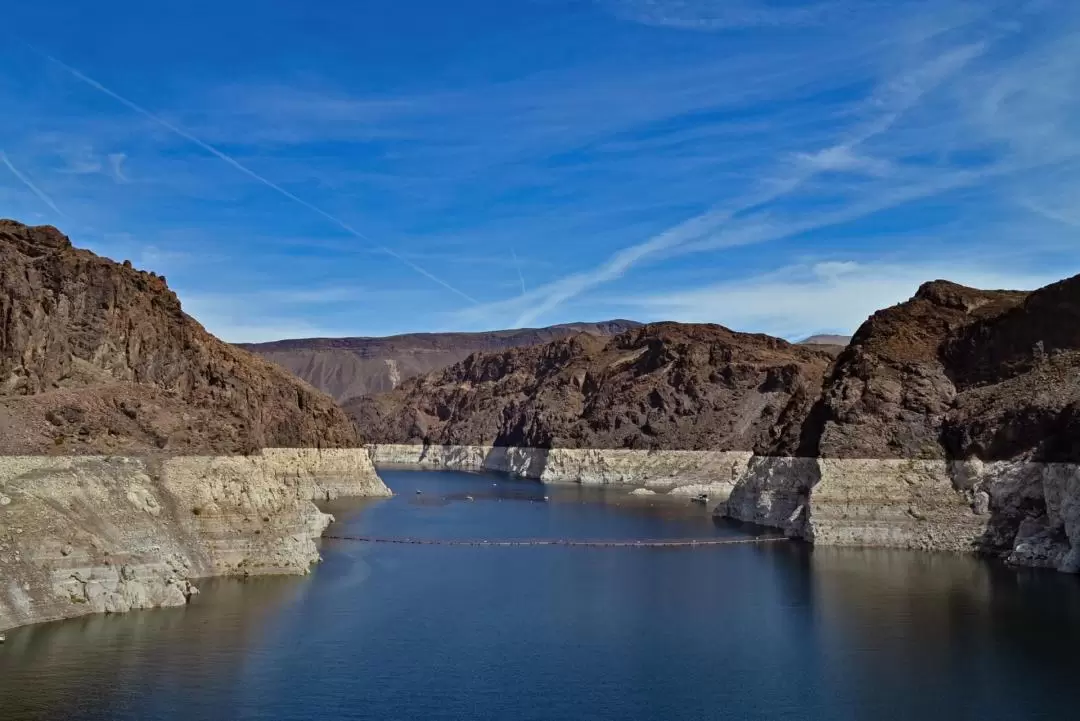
[0,150,64,217]
[31,48,478,304]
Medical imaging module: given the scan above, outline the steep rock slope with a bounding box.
[0,220,358,454]
[0,220,388,632]
[351,323,836,453]
[239,320,640,403]
[800,277,1080,463]
[764,277,1080,568]
[800,281,1030,460]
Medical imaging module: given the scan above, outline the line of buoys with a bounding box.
[324,535,789,548]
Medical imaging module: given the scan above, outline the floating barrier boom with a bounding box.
[324,535,790,548]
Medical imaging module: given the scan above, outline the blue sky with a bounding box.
[2,0,1079,342]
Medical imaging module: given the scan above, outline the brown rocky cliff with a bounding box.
[802,276,1080,462]
[349,322,836,453]
[941,274,1080,462]
[0,220,357,454]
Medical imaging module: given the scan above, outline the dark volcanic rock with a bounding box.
[0,220,357,454]
[354,273,1080,465]
[350,323,836,452]
[803,276,1080,462]
[238,320,640,403]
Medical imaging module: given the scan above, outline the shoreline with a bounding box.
[369,443,1080,573]
[0,448,390,633]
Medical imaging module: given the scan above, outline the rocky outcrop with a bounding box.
[239,320,640,403]
[352,323,836,453]
[0,449,388,632]
[359,275,1080,571]
[0,220,390,631]
[0,220,359,454]
[369,443,752,497]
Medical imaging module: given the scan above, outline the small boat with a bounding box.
[415,490,423,495]
[690,493,709,505]
[465,495,474,502]
[0,633,6,644]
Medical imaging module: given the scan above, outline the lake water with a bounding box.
[2,469,1080,720]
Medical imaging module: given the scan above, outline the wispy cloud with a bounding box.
[29,46,479,305]
[493,39,989,326]
[3,0,1076,340]
[510,247,527,296]
[598,0,835,30]
[0,150,64,217]
[108,152,128,182]
[618,259,1068,339]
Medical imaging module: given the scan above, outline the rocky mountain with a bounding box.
[0,220,387,634]
[0,220,358,455]
[238,320,640,404]
[350,323,837,453]
[362,274,1080,464]
[354,275,1080,570]
[802,278,1080,462]
[798,334,852,348]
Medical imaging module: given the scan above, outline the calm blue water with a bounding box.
[2,469,1080,720]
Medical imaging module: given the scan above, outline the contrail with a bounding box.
[510,247,527,296]
[0,150,64,217]
[30,48,478,304]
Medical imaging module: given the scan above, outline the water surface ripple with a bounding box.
[2,469,1079,720]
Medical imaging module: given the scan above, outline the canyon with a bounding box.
[355,278,1080,572]
[0,221,389,632]
[3,213,1078,637]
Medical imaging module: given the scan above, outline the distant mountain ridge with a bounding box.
[799,334,852,347]
[239,320,641,403]
[350,322,835,452]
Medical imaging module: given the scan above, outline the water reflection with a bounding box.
[1,470,1078,721]
[0,576,303,720]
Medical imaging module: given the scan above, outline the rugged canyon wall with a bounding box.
[351,323,835,453]
[357,278,1080,571]
[0,221,390,632]
[0,220,360,455]
[768,278,1080,571]
[0,449,387,632]
[369,444,753,497]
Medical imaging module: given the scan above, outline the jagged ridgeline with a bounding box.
[351,278,1080,462]
[349,323,838,453]
[0,220,358,455]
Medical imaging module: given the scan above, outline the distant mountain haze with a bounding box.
[799,334,853,346]
[238,321,641,403]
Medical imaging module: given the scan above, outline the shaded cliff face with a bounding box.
[350,323,836,453]
[805,276,1080,462]
[0,220,357,454]
[238,320,641,403]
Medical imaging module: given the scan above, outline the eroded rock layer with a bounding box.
[0,449,389,632]
[359,275,1080,571]
[0,221,390,631]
